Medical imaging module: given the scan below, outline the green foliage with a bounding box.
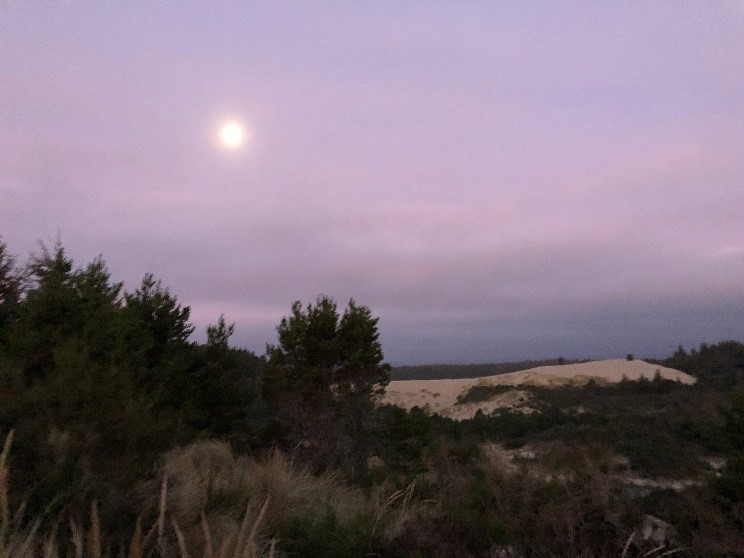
[495,381,722,478]
[713,385,744,509]
[464,407,586,447]
[337,299,388,397]
[720,384,744,447]
[207,314,234,348]
[434,476,508,552]
[0,239,263,534]
[278,508,377,558]
[264,295,389,406]
[640,486,743,555]
[186,319,261,439]
[455,383,515,405]
[119,273,193,376]
[367,405,436,468]
[0,239,23,348]
[10,242,123,384]
[664,340,744,387]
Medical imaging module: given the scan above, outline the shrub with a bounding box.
[455,384,515,405]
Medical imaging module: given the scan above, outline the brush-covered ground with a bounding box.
[0,239,743,557]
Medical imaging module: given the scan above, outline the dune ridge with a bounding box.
[382,358,696,419]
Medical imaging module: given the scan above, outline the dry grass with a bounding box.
[2,431,689,557]
[152,440,364,549]
[1,432,422,557]
[141,440,424,555]
[0,433,278,558]
[368,481,420,542]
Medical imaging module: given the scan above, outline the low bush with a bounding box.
[455,384,515,405]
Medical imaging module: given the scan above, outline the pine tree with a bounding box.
[264,295,389,406]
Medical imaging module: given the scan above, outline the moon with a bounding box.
[220,122,245,148]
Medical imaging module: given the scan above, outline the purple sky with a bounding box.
[2,3,743,364]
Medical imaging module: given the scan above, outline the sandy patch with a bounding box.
[383,359,695,419]
[446,390,535,420]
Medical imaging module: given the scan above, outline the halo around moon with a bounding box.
[220,122,245,148]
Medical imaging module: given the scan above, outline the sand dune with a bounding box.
[382,359,696,419]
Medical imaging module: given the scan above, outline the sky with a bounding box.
[2,3,743,365]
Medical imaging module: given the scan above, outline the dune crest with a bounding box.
[383,359,695,419]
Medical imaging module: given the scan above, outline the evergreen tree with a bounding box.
[337,299,389,399]
[714,385,744,510]
[118,273,194,406]
[265,296,390,406]
[0,240,23,344]
[12,241,121,383]
[186,316,258,438]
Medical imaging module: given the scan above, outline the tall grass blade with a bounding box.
[200,511,214,558]
[17,519,41,557]
[89,501,101,558]
[158,477,168,556]
[172,518,190,558]
[620,531,635,558]
[217,535,232,558]
[245,497,269,557]
[42,523,58,558]
[656,548,685,557]
[0,429,13,542]
[69,518,83,558]
[128,517,143,558]
[232,496,269,558]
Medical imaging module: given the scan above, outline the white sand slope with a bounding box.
[382,359,696,420]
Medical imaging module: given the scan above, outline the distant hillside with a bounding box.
[391,358,590,381]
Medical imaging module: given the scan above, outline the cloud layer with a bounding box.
[2,3,743,363]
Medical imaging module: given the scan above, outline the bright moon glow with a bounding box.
[220,122,244,148]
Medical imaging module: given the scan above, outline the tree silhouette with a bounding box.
[264,295,389,406]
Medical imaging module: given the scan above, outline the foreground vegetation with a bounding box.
[0,238,742,556]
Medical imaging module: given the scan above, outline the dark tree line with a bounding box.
[0,237,391,530]
[662,340,744,387]
[0,239,262,528]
